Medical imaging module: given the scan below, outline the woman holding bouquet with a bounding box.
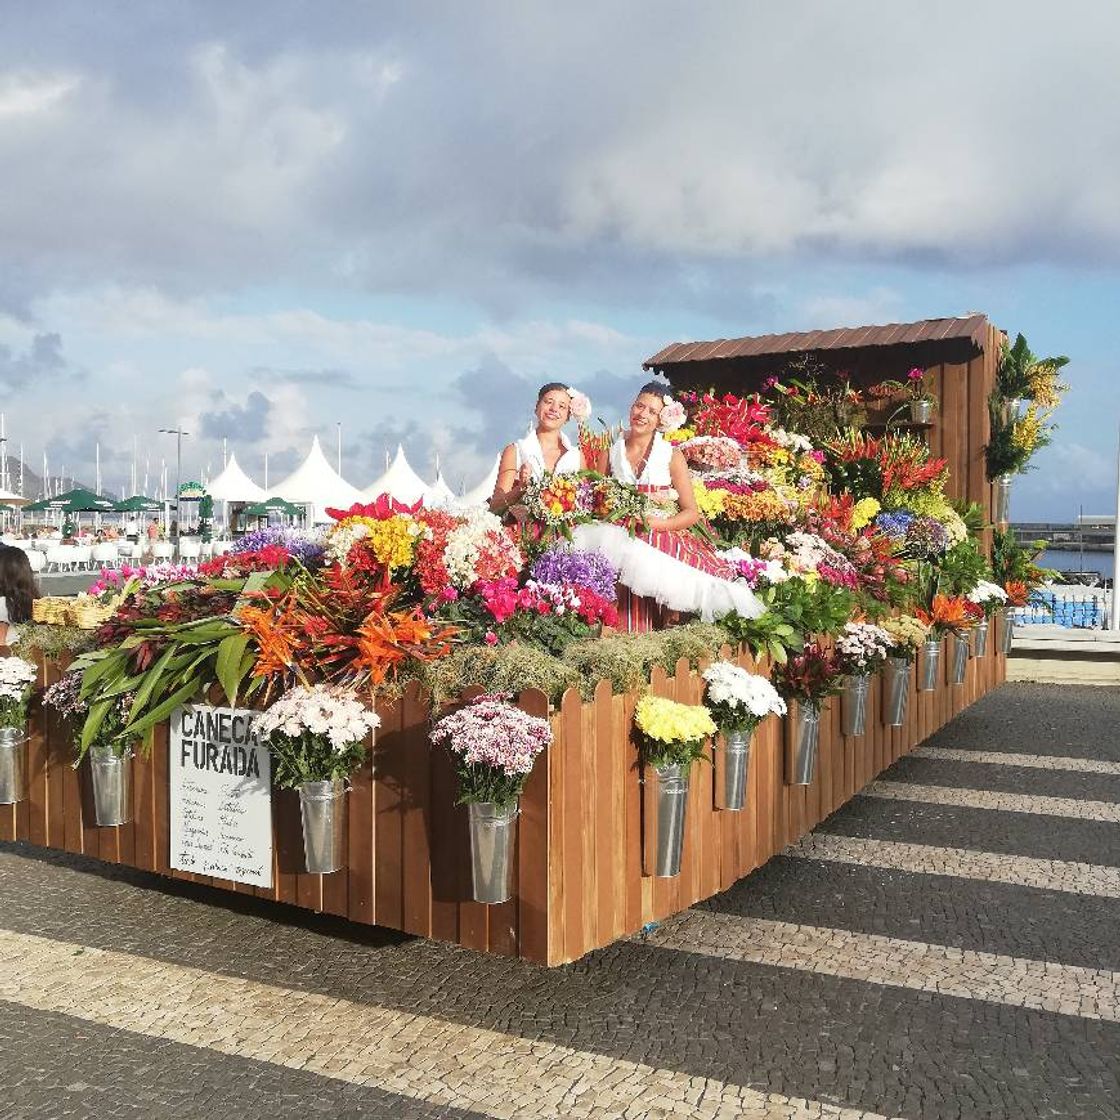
[576,382,764,631]
[489,382,591,515]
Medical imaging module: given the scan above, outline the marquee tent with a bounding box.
[423,470,455,509]
[363,445,427,506]
[272,436,364,519]
[459,455,500,508]
[206,453,268,503]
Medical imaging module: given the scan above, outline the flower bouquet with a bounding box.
[967,579,1009,657]
[43,668,137,824]
[430,694,552,902]
[833,622,892,737]
[772,641,841,784]
[702,661,786,811]
[0,657,37,805]
[880,614,930,661]
[255,684,382,874]
[634,695,716,875]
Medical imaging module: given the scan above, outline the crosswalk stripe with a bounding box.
[639,911,1120,1022]
[0,928,900,1120]
[862,780,1120,823]
[916,747,1120,775]
[787,833,1120,898]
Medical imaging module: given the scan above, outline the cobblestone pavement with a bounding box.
[1,682,1118,1119]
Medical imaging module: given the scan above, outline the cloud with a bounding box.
[0,332,68,393]
[264,367,359,389]
[1,5,1118,315]
[198,389,272,442]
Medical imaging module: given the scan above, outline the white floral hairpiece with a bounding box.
[567,387,592,420]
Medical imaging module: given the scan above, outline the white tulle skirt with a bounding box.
[572,523,764,621]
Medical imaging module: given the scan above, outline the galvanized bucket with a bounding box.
[950,633,970,685]
[919,638,942,692]
[90,745,133,827]
[910,398,933,424]
[993,475,1012,524]
[789,702,820,786]
[467,800,518,903]
[0,725,26,805]
[299,778,347,875]
[1001,606,1016,654]
[841,673,870,737]
[883,657,911,727]
[715,729,751,812]
[973,618,989,658]
[642,762,690,877]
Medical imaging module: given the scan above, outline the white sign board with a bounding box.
[169,704,273,888]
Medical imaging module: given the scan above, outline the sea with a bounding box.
[1039,549,1114,581]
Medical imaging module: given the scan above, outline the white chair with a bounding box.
[71,545,92,571]
[92,543,118,568]
[125,541,145,563]
[211,540,234,556]
[45,546,68,572]
[178,538,201,562]
[199,541,214,560]
[151,542,175,561]
[25,550,45,573]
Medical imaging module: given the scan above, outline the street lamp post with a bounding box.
[159,427,189,543]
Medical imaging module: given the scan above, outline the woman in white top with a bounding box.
[576,382,764,628]
[489,382,589,514]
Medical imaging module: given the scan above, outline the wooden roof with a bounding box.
[643,314,991,371]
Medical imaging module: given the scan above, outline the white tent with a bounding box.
[458,455,500,509]
[363,445,427,506]
[272,436,364,519]
[206,453,268,503]
[424,470,456,509]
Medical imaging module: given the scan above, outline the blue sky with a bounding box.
[0,2,1117,517]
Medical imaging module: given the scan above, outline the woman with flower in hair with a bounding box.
[489,382,592,514]
[577,382,764,631]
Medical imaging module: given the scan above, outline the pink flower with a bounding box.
[658,400,687,432]
[808,449,826,463]
[484,631,499,646]
[438,586,459,603]
[567,388,592,419]
[907,367,925,381]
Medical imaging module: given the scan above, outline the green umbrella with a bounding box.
[0,502,18,512]
[23,488,117,513]
[243,497,304,518]
[115,494,163,513]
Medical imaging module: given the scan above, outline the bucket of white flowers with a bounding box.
[255,684,381,874]
[0,657,38,805]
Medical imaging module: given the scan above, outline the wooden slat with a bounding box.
[592,679,620,953]
[372,693,405,928]
[517,687,550,962]
[560,687,586,959]
[345,737,375,925]
[399,682,431,936]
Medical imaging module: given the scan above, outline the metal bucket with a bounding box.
[90,745,133,826]
[973,618,989,658]
[950,633,970,685]
[788,702,820,786]
[467,800,518,903]
[883,657,911,727]
[919,638,942,692]
[1001,606,1016,654]
[715,729,751,812]
[910,398,933,424]
[993,474,1012,524]
[841,673,870,737]
[642,762,689,877]
[0,726,26,805]
[299,778,348,875]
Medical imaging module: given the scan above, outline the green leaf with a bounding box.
[79,698,115,753]
[215,633,252,706]
[127,641,180,724]
[124,678,202,740]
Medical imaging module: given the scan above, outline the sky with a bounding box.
[0,1,1118,517]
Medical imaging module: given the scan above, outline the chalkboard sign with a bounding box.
[169,704,273,888]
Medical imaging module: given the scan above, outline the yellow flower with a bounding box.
[635,696,716,744]
[851,497,881,530]
[692,480,727,518]
[664,426,695,444]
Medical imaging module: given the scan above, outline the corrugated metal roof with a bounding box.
[643,314,990,370]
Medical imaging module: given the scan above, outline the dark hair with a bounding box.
[0,547,39,623]
[536,381,570,402]
[636,380,670,399]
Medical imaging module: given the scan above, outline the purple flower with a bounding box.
[904,516,949,560]
[529,546,618,600]
[233,527,325,568]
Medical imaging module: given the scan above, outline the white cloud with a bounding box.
[0,71,79,117]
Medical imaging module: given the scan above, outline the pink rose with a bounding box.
[567,388,592,420]
[484,631,499,646]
